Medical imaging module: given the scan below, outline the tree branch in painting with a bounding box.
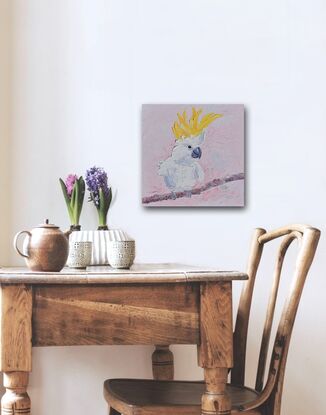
[142,172,245,205]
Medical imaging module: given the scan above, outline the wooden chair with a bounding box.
[103,225,320,415]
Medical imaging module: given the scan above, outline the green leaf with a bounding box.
[73,181,79,225]
[99,187,105,212]
[59,178,70,206]
[106,187,112,211]
[71,184,77,208]
[98,188,108,226]
[59,178,74,224]
[78,177,85,205]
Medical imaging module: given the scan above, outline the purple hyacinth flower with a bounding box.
[85,166,110,207]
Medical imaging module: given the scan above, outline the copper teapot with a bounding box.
[14,219,69,272]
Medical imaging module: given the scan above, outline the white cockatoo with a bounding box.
[158,132,205,197]
[158,108,222,198]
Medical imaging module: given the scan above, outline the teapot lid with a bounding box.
[38,219,59,229]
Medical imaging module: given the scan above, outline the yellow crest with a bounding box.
[172,108,222,140]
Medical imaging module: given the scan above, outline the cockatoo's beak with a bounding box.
[191,147,202,159]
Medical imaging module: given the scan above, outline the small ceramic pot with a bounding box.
[67,241,92,269]
[69,229,131,265]
[107,240,135,269]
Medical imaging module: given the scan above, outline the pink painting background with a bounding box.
[142,104,244,206]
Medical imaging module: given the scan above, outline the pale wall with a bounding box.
[2,1,326,414]
[0,0,11,266]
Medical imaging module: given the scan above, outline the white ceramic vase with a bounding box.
[69,230,131,266]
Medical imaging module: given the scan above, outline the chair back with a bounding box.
[232,225,320,414]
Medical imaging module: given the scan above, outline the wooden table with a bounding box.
[0,264,247,415]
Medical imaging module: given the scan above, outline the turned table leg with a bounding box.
[0,285,32,415]
[152,345,174,380]
[198,282,233,415]
[202,368,230,415]
[1,372,30,415]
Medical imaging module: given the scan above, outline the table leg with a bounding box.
[152,345,174,380]
[1,372,30,415]
[198,282,233,415]
[0,285,32,415]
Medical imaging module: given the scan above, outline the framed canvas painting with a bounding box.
[142,104,245,207]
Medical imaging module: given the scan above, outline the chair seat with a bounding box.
[104,379,261,415]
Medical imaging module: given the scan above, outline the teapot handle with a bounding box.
[14,230,32,258]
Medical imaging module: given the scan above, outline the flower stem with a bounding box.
[98,209,107,227]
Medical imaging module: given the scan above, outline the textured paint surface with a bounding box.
[142,104,244,206]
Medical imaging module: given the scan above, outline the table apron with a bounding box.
[31,283,201,347]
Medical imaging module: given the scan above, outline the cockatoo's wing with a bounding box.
[194,162,205,182]
[158,158,173,176]
[158,158,177,190]
[164,175,176,189]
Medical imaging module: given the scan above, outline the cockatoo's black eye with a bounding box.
[188,145,192,149]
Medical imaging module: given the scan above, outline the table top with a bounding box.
[0,263,247,284]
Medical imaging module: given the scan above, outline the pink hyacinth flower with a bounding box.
[65,174,78,197]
